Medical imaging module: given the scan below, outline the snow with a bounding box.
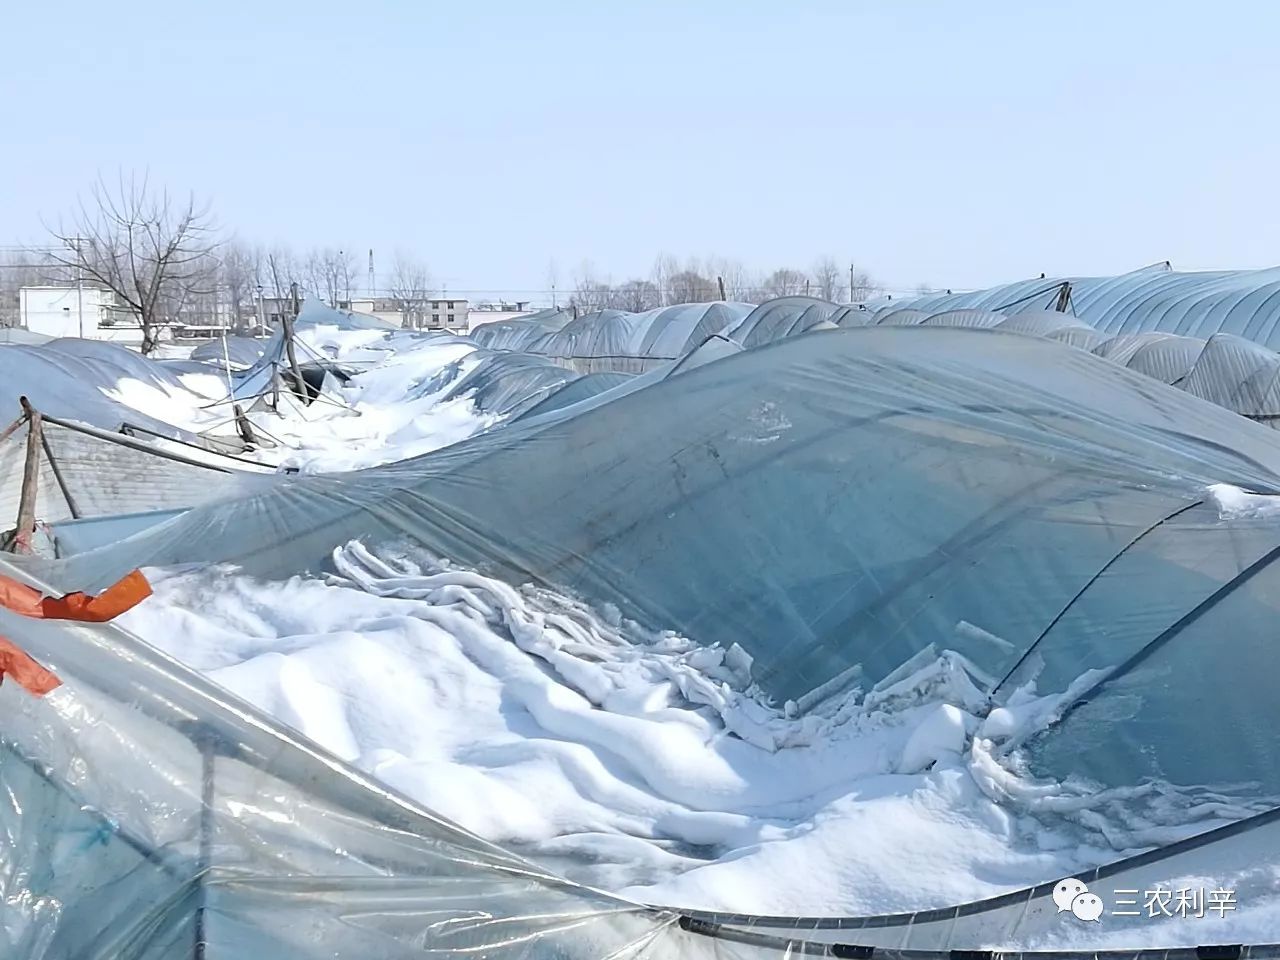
[117,540,1261,924]
[240,325,495,471]
[1207,482,1280,519]
[897,702,968,773]
[16,328,1280,945]
[0,326,496,470]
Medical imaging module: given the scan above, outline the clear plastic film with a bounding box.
[466,273,1280,423]
[9,326,1280,954]
[7,582,1280,958]
[473,303,753,374]
[0,577,689,959]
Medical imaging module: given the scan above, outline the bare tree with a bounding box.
[263,245,302,324]
[48,172,220,353]
[850,269,879,303]
[388,252,433,328]
[704,257,753,302]
[220,241,261,334]
[760,268,808,300]
[569,260,614,314]
[158,249,222,326]
[811,257,844,302]
[667,268,717,303]
[650,253,680,306]
[0,250,59,327]
[609,279,660,312]
[304,247,355,307]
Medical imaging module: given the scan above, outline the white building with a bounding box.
[18,286,127,339]
[261,294,473,332]
[342,297,404,327]
[425,297,468,331]
[341,296,470,332]
[466,300,534,332]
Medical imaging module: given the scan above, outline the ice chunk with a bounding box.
[898,703,967,773]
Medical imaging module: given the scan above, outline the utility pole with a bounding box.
[849,262,855,303]
[717,275,727,301]
[367,248,375,299]
[284,282,304,394]
[74,237,85,338]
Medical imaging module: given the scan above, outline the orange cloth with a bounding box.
[39,570,152,621]
[0,637,60,696]
[0,570,152,697]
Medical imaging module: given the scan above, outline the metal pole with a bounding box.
[219,330,234,399]
[193,734,216,960]
[75,237,85,338]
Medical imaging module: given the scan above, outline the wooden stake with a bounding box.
[284,282,305,397]
[11,397,42,554]
[0,413,27,445]
[233,404,257,447]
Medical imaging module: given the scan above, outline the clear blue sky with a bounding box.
[4,0,1278,297]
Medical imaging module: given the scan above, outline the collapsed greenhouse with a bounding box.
[5,266,1280,957]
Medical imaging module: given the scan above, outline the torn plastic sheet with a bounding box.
[18,327,1280,813]
[9,328,1280,953]
[3,556,1280,957]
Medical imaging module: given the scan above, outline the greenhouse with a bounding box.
[439,350,581,418]
[464,267,1280,427]
[8,283,1280,956]
[830,304,1280,425]
[467,306,573,352]
[472,302,753,374]
[882,262,1280,347]
[725,296,843,348]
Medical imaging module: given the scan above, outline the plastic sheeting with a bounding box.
[0,415,277,530]
[881,264,1280,348]
[727,297,842,349]
[0,339,211,438]
[0,327,54,345]
[469,308,573,352]
[512,371,635,421]
[22,326,1280,808]
[0,561,683,959]
[5,558,1279,958]
[530,303,753,373]
[442,351,582,418]
[716,299,1280,425]
[471,304,753,374]
[218,301,390,408]
[189,336,269,369]
[10,327,1280,954]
